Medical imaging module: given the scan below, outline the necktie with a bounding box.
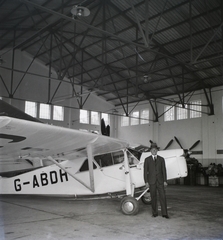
[153,156,156,161]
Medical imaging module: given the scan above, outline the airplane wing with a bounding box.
[0,116,128,167]
[0,99,41,123]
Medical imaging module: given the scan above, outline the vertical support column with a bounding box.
[202,114,216,166]
[10,29,16,98]
[189,0,193,63]
[145,0,149,47]
[149,100,159,122]
[48,33,53,104]
[221,0,223,80]
[153,122,159,145]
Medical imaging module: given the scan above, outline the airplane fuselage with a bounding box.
[0,148,187,196]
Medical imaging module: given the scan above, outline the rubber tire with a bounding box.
[141,192,152,205]
[120,196,139,215]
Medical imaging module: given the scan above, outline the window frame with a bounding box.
[25,101,37,118]
[121,114,129,127]
[53,105,64,121]
[164,105,175,122]
[39,103,51,120]
[80,109,89,124]
[189,100,202,118]
[130,111,139,126]
[101,113,110,125]
[140,109,149,124]
[91,111,100,125]
[177,104,188,120]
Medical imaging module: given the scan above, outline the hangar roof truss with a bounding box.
[0,0,222,117]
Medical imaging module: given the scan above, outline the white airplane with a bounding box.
[0,106,187,215]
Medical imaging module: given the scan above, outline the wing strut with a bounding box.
[47,156,94,192]
[86,143,95,193]
[123,149,134,196]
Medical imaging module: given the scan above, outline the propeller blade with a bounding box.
[189,140,200,150]
[106,125,110,137]
[174,136,184,149]
[164,139,173,150]
[101,118,107,136]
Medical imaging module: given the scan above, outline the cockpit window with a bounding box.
[94,153,112,167]
[128,148,142,161]
[112,151,124,164]
[79,159,97,172]
[94,150,124,168]
[79,149,140,172]
[127,149,140,165]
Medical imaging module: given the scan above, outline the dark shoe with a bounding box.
[152,214,158,217]
[162,215,169,219]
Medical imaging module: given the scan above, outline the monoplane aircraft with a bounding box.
[0,100,187,215]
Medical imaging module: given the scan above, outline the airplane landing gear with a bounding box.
[120,196,139,215]
[141,191,151,205]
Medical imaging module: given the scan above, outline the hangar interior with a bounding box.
[0,1,223,240]
[0,0,223,182]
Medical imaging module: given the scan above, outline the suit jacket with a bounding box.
[144,155,167,185]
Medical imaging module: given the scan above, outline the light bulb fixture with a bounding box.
[143,74,149,83]
[71,5,90,17]
[143,74,151,83]
[77,8,83,16]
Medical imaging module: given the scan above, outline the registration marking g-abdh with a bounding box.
[14,169,69,192]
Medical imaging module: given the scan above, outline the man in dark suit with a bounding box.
[143,142,169,218]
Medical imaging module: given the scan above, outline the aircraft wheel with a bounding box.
[141,192,151,205]
[120,196,139,215]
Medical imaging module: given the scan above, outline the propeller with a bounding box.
[164,139,174,150]
[106,125,110,137]
[174,136,201,158]
[174,136,184,150]
[189,140,200,150]
[101,118,110,136]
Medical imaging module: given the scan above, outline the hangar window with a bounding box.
[25,101,37,117]
[177,104,188,120]
[130,111,139,125]
[189,100,202,118]
[53,105,64,121]
[164,105,175,121]
[121,114,129,126]
[80,109,89,124]
[140,109,149,124]
[91,111,100,125]
[101,113,109,125]
[39,103,51,119]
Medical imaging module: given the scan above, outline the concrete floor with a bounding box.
[0,185,222,240]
